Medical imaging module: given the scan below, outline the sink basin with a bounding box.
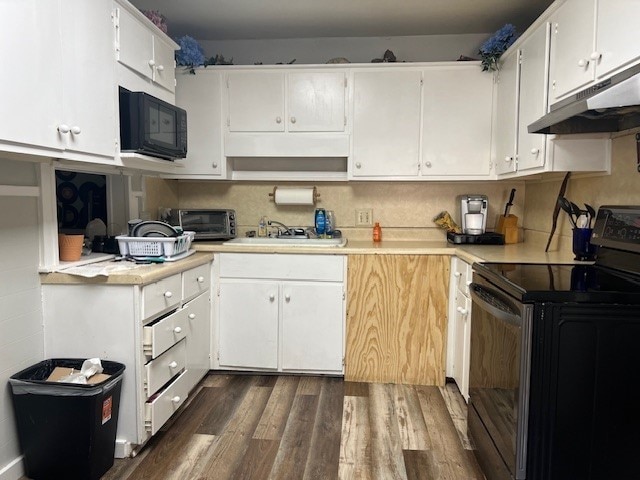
[222,237,347,247]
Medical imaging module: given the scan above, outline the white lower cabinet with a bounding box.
[215,253,346,374]
[447,256,472,401]
[42,259,212,457]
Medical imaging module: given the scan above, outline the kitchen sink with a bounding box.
[222,237,347,247]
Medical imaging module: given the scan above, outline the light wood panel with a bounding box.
[346,254,449,385]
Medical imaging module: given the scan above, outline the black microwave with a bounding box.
[119,87,187,160]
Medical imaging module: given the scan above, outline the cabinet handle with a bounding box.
[168,361,178,369]
[156,64,164,72]
[290,116,296,124]
[57,124,70,134]
[466,280,473,287]
[148,59,156,67]
[284,294,291,302]
[454,271,462,277]
[164,291,173,298]
[212,162,218,169]
[530,148,539,155]
[355,162,362,169]
[590,51,602,61]
[197,276,205,283]
[171,396,181,404]
[504,156,513,162]
[276,117,282,124]
[269,294,275,301]
[173,327,182,334]
[425,161,432,168]
[70,126,81,135]
[457,306,468,315]
[577,58,588,68]
[188,313,196,319]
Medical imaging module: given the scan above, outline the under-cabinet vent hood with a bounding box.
[529,62,640,134]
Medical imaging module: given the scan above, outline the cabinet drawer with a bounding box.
[145,370,190,435]
[142,273,182,320]
[143,307,189,359]
[145,339,187,398]
[219,253,344,281]
[183,263,211,301]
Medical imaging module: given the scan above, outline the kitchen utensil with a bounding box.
[569,201,584,221]
[504,188,516,216]
[558,196,577,228]
[585,204,596,227]
[545,172,572,252]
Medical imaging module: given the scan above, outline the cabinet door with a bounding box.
[281,282,344,372]
[117,5,154,81]
[517,23,549,172]
[152,36,176,93]
[175,71,224,176]
[452,293,471,401]
[218,281,278,369]
[494,51,519,175]
[60,0,117,159]
[184,291,211,388]
[227,72,285,132]
[352,70,422,177]
[287,72,346,132]
[421,67,493,177]
[596,0,640,79]
[0,0,63,152]
[548,0,596,102]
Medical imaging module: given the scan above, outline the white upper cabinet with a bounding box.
[227,72,286,132]
[174,70,226,177]
[595,0,640,79]
[115,1,178,96]
[351,69,422,177]
[0,0,116,162]
[493,50,520,176]
[517,23,549,172]
[549,0,640,102]
[226,70,346,133]
[548,0,596,101]
[421,65,493,178]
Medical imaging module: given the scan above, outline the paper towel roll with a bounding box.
[273,187,317,205]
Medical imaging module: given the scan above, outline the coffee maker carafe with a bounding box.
[460,194,488,235]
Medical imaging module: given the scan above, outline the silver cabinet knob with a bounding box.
[454,272,462,277]
[197,276,205,283]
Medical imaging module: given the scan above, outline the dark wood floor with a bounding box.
[102,374,484,480]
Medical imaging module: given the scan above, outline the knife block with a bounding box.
[496,214,519,244]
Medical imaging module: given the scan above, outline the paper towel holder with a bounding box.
[268,186,320,205]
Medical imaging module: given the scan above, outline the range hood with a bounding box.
[529,62,640,134]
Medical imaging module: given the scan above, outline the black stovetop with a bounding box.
[474,262,640,304]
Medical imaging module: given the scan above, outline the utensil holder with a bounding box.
[572,228,597,261]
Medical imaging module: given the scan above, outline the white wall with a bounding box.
[199,33,488,65]
[0,160,44,480]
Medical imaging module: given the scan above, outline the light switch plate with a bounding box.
[356,208,373,226]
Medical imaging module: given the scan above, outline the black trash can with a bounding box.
[9,359,125,480]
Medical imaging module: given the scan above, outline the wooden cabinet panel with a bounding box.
[346,255,449,385]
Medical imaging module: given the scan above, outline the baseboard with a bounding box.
[0,456,24,480]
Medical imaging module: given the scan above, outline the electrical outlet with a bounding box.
[355,208,373,226]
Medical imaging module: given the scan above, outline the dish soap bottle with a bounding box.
[315,208,326,236]
[258,216,267,237]
[373,222,382,242]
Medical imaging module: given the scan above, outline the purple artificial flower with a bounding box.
[142,10,168,34]
[479,24,518,71]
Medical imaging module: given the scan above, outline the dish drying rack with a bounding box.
[116,231,195,259]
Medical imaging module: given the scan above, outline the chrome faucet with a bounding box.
[267,220,292,236]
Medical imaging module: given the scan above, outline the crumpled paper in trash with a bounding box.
[433,211,462,233]
[58,358,104,384]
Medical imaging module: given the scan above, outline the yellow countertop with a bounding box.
[40,252,214,286]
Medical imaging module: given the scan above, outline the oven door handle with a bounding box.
[469,283,521,327]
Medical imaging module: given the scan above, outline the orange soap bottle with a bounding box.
[373,222,382,242]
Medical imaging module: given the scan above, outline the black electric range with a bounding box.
[468,206,640,480]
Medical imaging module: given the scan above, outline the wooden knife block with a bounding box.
[496,214,519,244]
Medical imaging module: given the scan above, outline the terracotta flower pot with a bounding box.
[58,234,84,261]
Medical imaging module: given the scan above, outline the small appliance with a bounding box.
[460,194,488,235]
[119,87,187,160]
[166,209,236,241]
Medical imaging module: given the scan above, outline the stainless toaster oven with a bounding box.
[173,209,236,240]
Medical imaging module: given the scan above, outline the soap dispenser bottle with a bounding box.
[258,216,267,237]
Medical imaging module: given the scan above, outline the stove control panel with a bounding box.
[592,205,640,252]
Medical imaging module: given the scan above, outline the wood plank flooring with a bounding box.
[100,375,483,480]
